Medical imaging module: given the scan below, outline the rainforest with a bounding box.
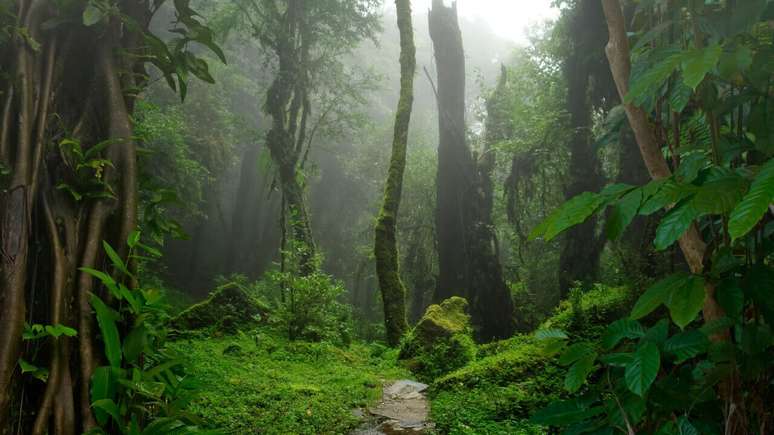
[1,0,773,434]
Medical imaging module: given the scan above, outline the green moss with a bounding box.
[429,285,633,433]
[171,283,270,333]
[399,297,476,381]
[170,330,410,434]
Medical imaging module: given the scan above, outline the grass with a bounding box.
[169,329,410,434]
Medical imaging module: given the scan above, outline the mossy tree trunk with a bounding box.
[375,0,416,347]
[263,0,316,274]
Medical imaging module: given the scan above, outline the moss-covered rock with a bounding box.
[428,284,633,433]
[171,283,269,333]
[399,297,476,381]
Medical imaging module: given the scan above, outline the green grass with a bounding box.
[170,330,410,434]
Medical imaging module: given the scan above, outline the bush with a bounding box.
[267,267,353,345]
[399,297,477,382]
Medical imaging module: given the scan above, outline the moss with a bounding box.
[170,331,410,434]
[171,283,270,333]
[399,297,476,381]
[429,285,633,432]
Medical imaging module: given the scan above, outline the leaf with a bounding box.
[82,2,106,26]
[625,342,660,396]
[123,325,147,364]
[664,330,709,363]
[654,199,701,251]
[691,171,747,215]
[90,294,122,368]
[666,275,706,329]
[19,358,49,382]
[678,416,699,435]
[631,273,691,319]
[602,318,645,350]
[91,366,117,425]
[45,324,78,338]
[80,267,120,300]
[681,44,722,90]
[127,230,141,248]
[559,343,596,366]
[728,159,774,240]
[530,399,605,426]
[606,188,643,240]
[565,355,596,393]
[599,352,633,367]
[92,399,121,425]
[103,241,131,277]
[530,192,605,241]
[535,328,568,341]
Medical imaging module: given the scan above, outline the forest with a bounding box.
[0,0,773,433]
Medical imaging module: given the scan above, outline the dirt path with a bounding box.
[350,380,433,434]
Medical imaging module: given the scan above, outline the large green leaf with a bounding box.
[624,342,660,396]
[691,171,747,215]
[559,342,596,366]
[664,330,709,363]
[92,399,121,425]
[530,192,605,241]
[631,273,691,319]
[90,294,122,368]
[728,159,774,240]
[606,188,643,240]
[716,278,744,319]
[681,44,722,89]
[666,275,706,329]
[565,355,596,393]
[602,318,645,350]
[654,199,701,250]
[103,241,131,277]
[91,366,117,425]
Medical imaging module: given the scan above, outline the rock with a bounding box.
[351,380,433,434]
[171,283,269,333]
[398,297,476,381]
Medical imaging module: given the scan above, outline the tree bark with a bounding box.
[375,0,415,347]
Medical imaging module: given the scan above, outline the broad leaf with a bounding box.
[92,399,121,425]
[559,343,596,366]
[664,330,709,363]
[606,188,643,240]
[681,44,722,89]
[602,318,645,350]
[625,342,660,396]
[631,273,691,319]
[530,192,605,241]
[729,159,774,240]
[565,355,596,393]
[90,294,122,368]
[654,199,701,251]
[716,279,744,319]
[91,366,117,425]
[665,275,706,329]
[103,241,131,277]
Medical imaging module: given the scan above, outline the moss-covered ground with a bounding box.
[170,330,410,434]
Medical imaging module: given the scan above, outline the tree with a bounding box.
[0,1,221,431]
[374,0,415,347]
[239,0,380,274]
[429,0,513,340]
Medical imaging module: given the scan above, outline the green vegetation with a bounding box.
[169,330,409,434]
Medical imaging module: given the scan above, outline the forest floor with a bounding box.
[169,330,416,434]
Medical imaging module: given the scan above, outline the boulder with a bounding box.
[171,283,269,333]
[399,297,476,381]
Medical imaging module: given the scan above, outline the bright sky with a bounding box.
[389,0,560,43]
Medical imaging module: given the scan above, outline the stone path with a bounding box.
[350,380,433,434]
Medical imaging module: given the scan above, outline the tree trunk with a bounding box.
[375,0,415,347]
[429,0,474,304]
[558,0,607,297]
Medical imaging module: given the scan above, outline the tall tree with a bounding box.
[374,0,415,347]
[557,0,609,296]
[0,1,220,432]
[429,0,513,340]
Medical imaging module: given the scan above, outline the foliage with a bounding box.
[529,1,774,432]
[429,284,631,434]
[168,330,410,434]
[81,235,213,434]
[266,245,353,345]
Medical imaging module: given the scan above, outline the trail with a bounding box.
[351,380,433,434]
